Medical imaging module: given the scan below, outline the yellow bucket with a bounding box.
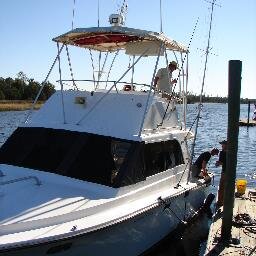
[236,179,247,194]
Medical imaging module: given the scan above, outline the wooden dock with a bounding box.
[204,189,256,255]
[239,119,256,127]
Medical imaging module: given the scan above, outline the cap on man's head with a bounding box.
[219,140,227,145]
[169,61,178,68]
[211,148,219,155]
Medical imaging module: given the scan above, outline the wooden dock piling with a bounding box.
[221,60,242,242]
[205,60,256,255]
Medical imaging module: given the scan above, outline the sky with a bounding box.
[1,0,256,99]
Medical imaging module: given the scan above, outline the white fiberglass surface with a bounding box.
[0,177,198,246]
[0,161,205,248]
[0,164,117,225]
[0,162,194,225]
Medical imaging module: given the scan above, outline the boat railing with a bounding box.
[0,176,42,186]
[56,79,151,91]
[56,79,182,101]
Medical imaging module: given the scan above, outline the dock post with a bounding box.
[221,60,242,242]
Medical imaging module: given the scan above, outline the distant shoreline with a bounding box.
[0,100,44,111]
[0,99,254,112]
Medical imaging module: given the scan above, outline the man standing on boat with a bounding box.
[215,140,227,207]
[154,61,178,95]
[191,148,219,178]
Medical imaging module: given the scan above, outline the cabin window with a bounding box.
[0,127,143,187]
[111,143,145,187]
[144,140,184,177]
[0,128,183,187]
[111,141,131,182]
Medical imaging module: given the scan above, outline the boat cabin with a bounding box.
[0,127,184,188]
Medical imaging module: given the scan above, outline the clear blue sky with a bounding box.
[1,0,255,98]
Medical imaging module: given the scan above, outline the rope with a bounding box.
[65,45,78,90]
[25,44,65,123]
[175,107,202,188]
[89,49,96,90]
[96,51,102,90]
[184,108,202,141]
[57,43,66,124]
[233,213,256,227]
[158,197,186,224]
[77,48,149,125]
[105,50,119,90]
[98,52,109,86]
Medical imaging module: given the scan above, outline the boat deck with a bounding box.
[0,163,207,248]
[204,189,256,255]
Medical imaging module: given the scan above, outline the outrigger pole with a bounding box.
[187,0,216,182]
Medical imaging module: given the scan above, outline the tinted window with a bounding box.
[0,127,137,187]
[144,140,184,177]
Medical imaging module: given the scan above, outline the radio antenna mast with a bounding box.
[118,0,128,25]
[159,0,163,33]
[188,0,220,182]
[71,0,76,30]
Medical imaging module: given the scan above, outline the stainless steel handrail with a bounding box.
[0,176,42,186]
[56,79,151,87]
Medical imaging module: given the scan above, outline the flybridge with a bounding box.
[52,23,188,54]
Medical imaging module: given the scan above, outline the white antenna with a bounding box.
[159,0,163,33]
[188,0,220,183]
[200,0,218,100]
[97,0,100,27]
[118,0,128,25]
[71,0,76,30]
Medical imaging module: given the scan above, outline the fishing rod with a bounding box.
[171,17,199,95]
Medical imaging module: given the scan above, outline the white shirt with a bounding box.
[156,68,172,93]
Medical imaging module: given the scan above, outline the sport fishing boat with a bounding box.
[0,12,212,256]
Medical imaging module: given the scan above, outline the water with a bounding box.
[0,104,255,255]
[0,110,28,146]
[186,103,256,189]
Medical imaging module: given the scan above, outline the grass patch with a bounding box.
[0,100,44,111]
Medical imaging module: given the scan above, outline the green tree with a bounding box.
[0,74,56,101]
[0,89,5,100]
[16,71,28,83]
[40,82,55,100]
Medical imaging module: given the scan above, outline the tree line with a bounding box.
[0,72,254,104]
[0,72,55,101]
[186,92,254,104]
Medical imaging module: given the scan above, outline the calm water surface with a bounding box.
[186,103,256,189]
[0,103,255,256]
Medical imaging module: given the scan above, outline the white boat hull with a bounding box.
[1,183,209,256]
